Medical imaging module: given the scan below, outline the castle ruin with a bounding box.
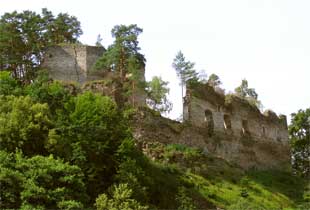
[43,44,290,170]
[183,83,289,144]
[42,45,106,83]
[42,44,146,106]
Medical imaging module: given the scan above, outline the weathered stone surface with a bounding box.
[42,45,106,83]
[43,45,290,170]
[184,83,289,144]
[132,107,290,170]
[43,44,146,106]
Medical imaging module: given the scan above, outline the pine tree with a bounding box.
[0,8,82,82]
[94,24,145,106]
[172,51,197,100]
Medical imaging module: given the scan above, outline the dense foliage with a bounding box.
[94,24,146,106]
[0,150,86,209]
[0,9,82,82]
[207,73,222,88]
[146,76,172,114]
[0,69,308,210]
[289,108,310,177]
[0,8,308,208]
[234,79,262,110]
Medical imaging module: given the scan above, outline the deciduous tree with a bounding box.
[146,76,172,114]
[0,150,86,209]
[207,73,222,87]
[234,79,262,109]
[289,108,310,177]
[235,79,258,99]
[0,8,82,82]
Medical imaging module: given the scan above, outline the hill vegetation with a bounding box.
[0,8,309,210]
[0,71,309,210]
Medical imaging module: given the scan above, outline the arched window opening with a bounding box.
[224,114,232,130]
[205,109,214,137]
[242,119,250,135]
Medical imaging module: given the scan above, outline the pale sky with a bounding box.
[1,0,309,122]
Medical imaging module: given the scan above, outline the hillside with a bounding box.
[0,73,308,209]
[0,9,309,209]
[136,140,309,209]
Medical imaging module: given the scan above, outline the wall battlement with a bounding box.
[183,83,289,144]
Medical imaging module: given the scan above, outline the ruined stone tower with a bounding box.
[42,44,146,106]
[42,44,106,83]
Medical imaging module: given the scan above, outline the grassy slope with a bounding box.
[143,143,309,209]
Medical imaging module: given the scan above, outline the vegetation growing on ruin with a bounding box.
[1,8,309,210]
[1,70,309,209]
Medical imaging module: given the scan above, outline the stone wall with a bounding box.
[133,107,290,170]
[42,44,146,106]
[42,45,105,83]
[133,83,291,170]
[184,83,289,144]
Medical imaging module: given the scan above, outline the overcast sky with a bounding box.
[1,0,309,122]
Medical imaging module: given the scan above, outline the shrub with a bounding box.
[95,183,148,210]
[176,186,197,210]
[0,95,52,156]
[0,71,22,95]
[25,72,72,113]
[0,150,86,209]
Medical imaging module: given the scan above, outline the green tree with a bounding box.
[25,71,72,114]
[95,183,148,210]
[47,92,130,200]
[234,79,262,109]
[0,95,52,156]
[172,51,197,100]
[289,108,310,177]
[94,24,145,106]
[95,24,145,81]
[43,9,82,44]
[126,55,146,106]
[0,150,86,209]
[235,79,258,99]
[0,71,22,95]
[146,76,172,114]
[0,8,82,82]
[207,73,222,87]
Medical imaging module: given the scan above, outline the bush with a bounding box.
[0,95,52,156]
[0,150,86,209]
[25,72,72,113]
[176,186,197,210]
[95,183,148,210]
[47,91,132,201]
[164,144,202,160]
[0,71,22,95]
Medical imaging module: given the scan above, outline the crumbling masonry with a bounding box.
[43,45,290,170]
